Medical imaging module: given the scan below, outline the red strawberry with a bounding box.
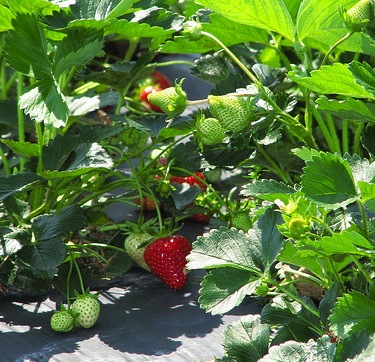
[170,172,207,191]
[144,235,192,290]
[191,213,210,223]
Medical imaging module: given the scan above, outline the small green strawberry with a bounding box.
[208,95,252,133]
[341,0,373,32]
[124,231,153,271]
[50,308,75,333]
[231,212,252,232]
[147,79,187,119]
[71,291,100,329]
[197,117,226,145]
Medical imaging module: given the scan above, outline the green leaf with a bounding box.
[296,0,375,55]
[0,172,43,201]
[344,154,375,183]
[5,13,51,77]
[19,79,69,128]
[258,335,335,362]
[16,238,66,279]
[222,315,270,362]
[70,0,134,20]
[67,91,119,116]
[187,208,283,272]
[54,27,104,79]
[0,227,24,256]
[261,295,320,344]
[301,151,358,208]
[305,231,373,258]
[32,204,86,241]
[319,283,340,326]
[329,291,375,339]
[288,64,373,98]
[199,267,260,314]
[104,19,169,38]
[6,0,58,16]
[317,96,375,122]
[41,142,114,178]
[196,0,295,41]
[0,4,15,32]
[42,128,119,172]
[0,140,40,158]
[349,61,375,97]
[338,332,375,361]
[161,13,268,54]
[241,179,295,203]
[278,241,332,280]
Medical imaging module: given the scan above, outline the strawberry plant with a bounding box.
[3,0,375,360]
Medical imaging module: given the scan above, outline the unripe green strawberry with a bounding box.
[124,231,153,271]
[342,0,373,32]
[231,212,252,232]
[50,309,74,333]
[72,292,100,329]
[208,95,252,133]
[197,117,226,145]
[147,80,187,119]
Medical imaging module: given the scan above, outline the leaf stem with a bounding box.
[17,73,25,172]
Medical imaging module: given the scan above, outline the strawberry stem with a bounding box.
[320,31,353,67]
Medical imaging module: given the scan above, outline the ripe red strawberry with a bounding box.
[71,291,100,329]
[151,71,171,89]
[197,117,226,145]
[124,231,153,271]
[170,172,207,191]
[50,308,75,333]
[208,95,252,133]
[147,80,187,118]
[191,213,210,223]
[144,235,192,290]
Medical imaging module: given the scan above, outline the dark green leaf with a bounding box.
[54,27,104,78]
[32,204,86,241]
[222,315,270,362]
[349,61,375,97]
[16,238,66,279]
[329,291,375,339]
[71,0,135,20]
[261,295,320,344]
[338,331,375,361]
[317,96,375,122]
[319,282,340,326]
[0,173,43,201]
[241,179,295,203]
[5,13,51,77]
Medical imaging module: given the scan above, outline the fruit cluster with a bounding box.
[50,291,100,333]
